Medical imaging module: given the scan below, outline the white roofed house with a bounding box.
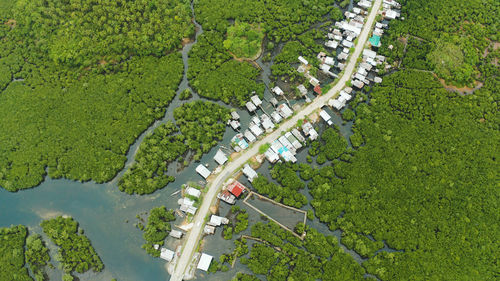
[278,136,296,154]
[243,164,258,182]
[272,86,284,96]
[246,101,257,112]
[357,67,368,76]
[249,123,264,137]
[385,9,400,20]
[342,40,354,48]
[352,79,365,89]
[229,119,240,130]
[320,109,333,125]
[251,95,262,107]
[230,111,240,120]
[320,64,331,72]
[329,98,345,110]
[169,230,183,239]
[358,0,372,9]
[337,52,349,61]
[251,116,261,126]
[324,56,335,66]
[271,111,283,123]
[260,114,275,131]
[325,40,339,49]
[301,121,318,140]
[214,149,228,165]
[244,129,257,143]
[363,49,377,59]
[309,76,320,87]
[269,97,279,107]
[197,253,213,271]
[196,164,211,179]
[292,128,306,142]
[160,248,175,262]
[277,104,293,119]
[208,215,229,227]
[297,84,308,96]
[285,132,302,150]
[265,148,280,163]
[298,56,309,65]
[185,186,201,198]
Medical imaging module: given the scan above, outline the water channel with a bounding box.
[0,0,392,280]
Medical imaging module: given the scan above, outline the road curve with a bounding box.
[169,0,382,279]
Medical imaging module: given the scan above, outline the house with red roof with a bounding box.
[227,181,247,198]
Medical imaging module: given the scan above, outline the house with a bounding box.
[214,149,228,165]
[324,56,335,66]
[279,136,296,153]
[204,225,216,235]
[342,40,354,48]
[325,40,339,49]
[352,80,365,89]
[357,67,368,76]
[246,101,256,112]
[297,65,306,73]
[265,148,280,163]
[249,123,264,137]
[285,132,302,150]
[363,49,377,59]
[160,248,175,262]
[320,64,331,72]
[244,129,257,143]
[346,35,354,42]
[341,21,362,36]
[229,120,240,130]
[374,28,384,37]
[277,104,293,119]
[355,73,366,81]
[179,203,197,215]
[197,253,213,271]
[385,9,400,20]
[360,62,373,71]
[353,7,362,14]
[320,110,333,125]
[261,114,275,131]
[280,147,297,163]
[309,76,320,86]
[374,77,383,83]
[186,186,201,198]
[343,47,350,54]
[334,34,343,41]
[196,165,211,179]
[217,190,236,204]
[272,86,284,96]
[329,98,345,110]
[298,56,309,65]
[344,87,353,94]
[251,95,262,107]
[369,35,381,47]
[340,91,352,102]
[208,215,229,227]
[270,140,283,154]
[169,230,183,239]
[337,52,348,61]
[337,62,346,70]
[251,116,261,126]
[232,133,249,150]
[314,85,322,95]
[292,128,306,142]
[302,121,318,140]
[231,111,240,120]
[358,0,372,9]
[227,181,247,198]
[243,164,258,182]
[297,84,308,96]
[375,55,386,62]
[271,111,283,123]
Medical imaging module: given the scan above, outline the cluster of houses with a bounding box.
[177,185,202,215]
[217,180,248,205]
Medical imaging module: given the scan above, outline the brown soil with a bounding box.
[181,37,193,47]
[5,19,16,28]
[434,74,483,94]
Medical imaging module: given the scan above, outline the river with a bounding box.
[0,0,389,280]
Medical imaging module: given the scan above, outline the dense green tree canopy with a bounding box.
[141,206,176,257]
[14,0,194,67]
[224,21,264,59]
[0,225,32,281]
[25,234,51,281]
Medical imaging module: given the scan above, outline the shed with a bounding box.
[186,187,201,198]
[243,164,258,182]
[160,248,175,262]
[197,253,213,271]
[244,129,257,143]
[272,86,284,96]
[214,149,228,165]
[251,95,262,107]
[196,164,211,179]
[298,56,309,65]
[169,230,183,239]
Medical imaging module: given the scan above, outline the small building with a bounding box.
[344,87,353,94]
[169,230,183,239]
[320,109,333,125]
[324,56,335,66]
[261,114,275,131]
[297,84,308,96]
[337,52,348,61]
[179,204,197,215]
[342,47,350,54]
[309,77,320,86]
[246,101,256,112]
[360,62,373,71]
[232,133,249,150]
[227,181,247,198]
[363,49,377,59]
[272,86,284,96]
[204,225,216,235]
[369,35,381,47]
[214,149,228,166]
[243,164,258,182]
[352,80,365,89]
[230,111,240,120]
[197,253,213,272]
[196,165,211,179]
[314,85,322,95]
[298,56,309,65]
[342,40,354,48]
[265,148,280,163]
[297,65,306,73]
[334,34,343,41]
[271,111,283,123]
[186,186,201,198]
[217,190,236,204]
[355,73,366,81]
[353,7,362,14]
[358,0,372,9]
[249,123,264,137]
[244,129,257,143]
[340,91,353,102]
[385,9,400,20]
[320,64,331,72]
[160,248,175,262]
[329,98,345,110]
[229,120,240,130]
[302,121,318,140]
[337,62,346,70]
[285,132,302,150]
[208,215,229,227]
[251,95,262,107]
[277,104,293,119]
[374,77,383,83]
[292,128,306,142]
[357,67,368,76]
[325,40,339,49]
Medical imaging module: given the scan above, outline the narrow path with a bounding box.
[169,0,382,279]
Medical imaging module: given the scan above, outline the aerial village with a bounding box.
[158,0,402,276]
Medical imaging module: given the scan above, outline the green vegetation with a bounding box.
[342,108,355,121]
[15,0,193,67]
[0,225,32,281]
[232,273,259,281]
[119,122,187,195]
[224,21,264,59]
[41,217,103,279]
[25,234,51,281]
[140,206,176,257]
[0,0,188,191]
[308,70,499,280]
[259,143,271,154]
[309,127,348,164]
[240,222,365,280]
[380,0,499,86]
[179,89,193,100]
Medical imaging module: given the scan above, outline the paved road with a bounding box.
[169,0,382,279]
